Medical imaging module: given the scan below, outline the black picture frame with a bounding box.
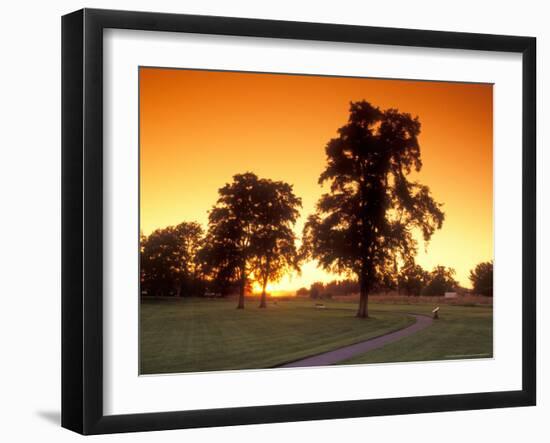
[61,8,536,435]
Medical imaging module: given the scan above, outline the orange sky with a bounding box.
[139,67,493,290]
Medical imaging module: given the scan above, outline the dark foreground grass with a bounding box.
[337,304,493,365]
[140,297,414,374]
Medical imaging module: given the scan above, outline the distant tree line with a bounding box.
[297,260,492,299]
[304,279,362,299]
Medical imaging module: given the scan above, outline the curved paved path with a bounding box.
[278,314,433,368]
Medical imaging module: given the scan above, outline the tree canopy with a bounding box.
[203,172,302,309]
[302,100,444,317]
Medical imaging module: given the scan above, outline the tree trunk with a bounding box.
[259,276,268,308]
[357,272,369,318]
[237,264,246,309]
[259,257,271,308]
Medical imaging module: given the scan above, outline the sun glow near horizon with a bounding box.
[140,68,493,289]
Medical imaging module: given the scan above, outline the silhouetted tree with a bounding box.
[398,261,429,296]
[251,179,301,308]
[422,265,458,296]
[204,173,301,309]
[303,101,444,317]
[140,222,204,297]
[469,261,493,296]
[309,282,325,300]
[198,228,242,296]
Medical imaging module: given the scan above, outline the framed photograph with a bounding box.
[61,8,536,435]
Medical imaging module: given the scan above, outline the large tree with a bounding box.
[204,172,301,309]
[303,101,444,318]
[469,261,493,296]
[140,222,204,297]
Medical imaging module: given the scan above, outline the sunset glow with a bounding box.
[139,68,493,290]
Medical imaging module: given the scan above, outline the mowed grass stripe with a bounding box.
[140,298,415,374]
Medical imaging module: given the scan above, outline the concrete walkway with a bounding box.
[278,314,433,368]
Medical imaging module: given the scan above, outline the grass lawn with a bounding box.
[337,303,493,365]
[140,297,415,374]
